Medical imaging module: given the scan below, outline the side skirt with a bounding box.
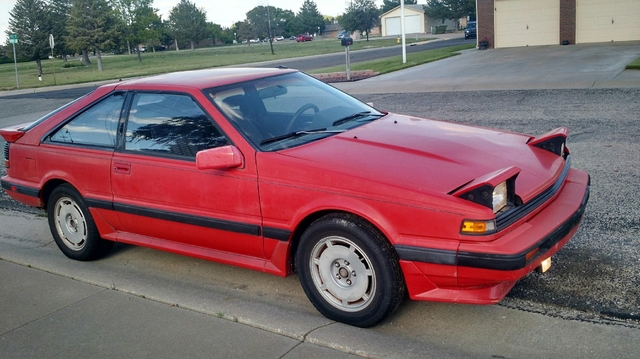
[115,231,288,277]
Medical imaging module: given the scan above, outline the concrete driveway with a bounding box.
[335,41,640,93]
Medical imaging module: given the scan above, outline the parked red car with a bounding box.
[295,34,312,42]
[1,68,589,327]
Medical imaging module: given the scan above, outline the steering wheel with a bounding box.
[285,103,320,133]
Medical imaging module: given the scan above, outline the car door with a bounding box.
[42,92,126,238]
[110,91,263,258]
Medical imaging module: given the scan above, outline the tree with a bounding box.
[295,0,324,35]
[340,0,380,41]
[130,5,161,61]
[111,0,152,54]
[66,0,121,71]
[168,0,207,51]
[424,0,476,24]
[6,0,51,77]
[381,0,417,14]
[277,10,297,37]
[49,0,72,61]
[233,20,254,44]
[246,5,293,40]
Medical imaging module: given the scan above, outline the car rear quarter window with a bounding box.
[124,93,229,158]
[49,93,123,148]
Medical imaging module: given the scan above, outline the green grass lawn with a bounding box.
[309,44,476,75]
[626,57,640,70]
[0,38,427,91]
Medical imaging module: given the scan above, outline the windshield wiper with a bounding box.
[332,111,384,126]
[260,128,345,146]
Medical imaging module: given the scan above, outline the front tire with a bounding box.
[296,213,405,327]
[47,184,113,261]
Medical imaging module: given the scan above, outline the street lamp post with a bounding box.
[234,32,237,44]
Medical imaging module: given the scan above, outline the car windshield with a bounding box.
[467,22,476,29]
[204,72,384,151]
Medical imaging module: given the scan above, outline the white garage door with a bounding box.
[385,15,421,36]
[385,17,401,36]
[405,15,421,34]
[494,0,560,48]
[577,0,640,43]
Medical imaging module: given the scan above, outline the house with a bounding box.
[324,23,343,38]
[380,4,458,36]
[478,0,640,49]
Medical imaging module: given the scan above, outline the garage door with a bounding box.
[494,0,559,48]
[385,15,421,36]
[385,17,401,36]
[577,0,640,43]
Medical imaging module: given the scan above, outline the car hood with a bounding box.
[278,113,566,204]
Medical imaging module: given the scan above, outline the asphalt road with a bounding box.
[250,37,473,71]
[1,86,639,329]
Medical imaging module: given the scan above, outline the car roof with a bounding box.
[114,67,297,92]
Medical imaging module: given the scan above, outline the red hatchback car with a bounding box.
[295,34,313,42]
[1,68,589,327]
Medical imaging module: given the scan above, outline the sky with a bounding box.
[2,0,426,41]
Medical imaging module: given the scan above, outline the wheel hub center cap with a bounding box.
[339,267,349,278]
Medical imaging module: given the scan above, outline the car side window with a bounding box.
[124,93,229,158]
[50,93,124,148]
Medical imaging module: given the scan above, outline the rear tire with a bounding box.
[47,184,113,261]
[296,213,405,327]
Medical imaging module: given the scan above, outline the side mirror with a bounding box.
[341,37,353,46]
[196,145,244,170]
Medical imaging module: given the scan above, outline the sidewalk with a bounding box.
[1,211,639,359]
[0,211,463,359]
[0,260,361,359]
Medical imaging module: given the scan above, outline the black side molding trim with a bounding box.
[395,246,457,266]
[1,179,40,198]
[84,198,114,211]
[112,202,261,236]
[262,227,291,242]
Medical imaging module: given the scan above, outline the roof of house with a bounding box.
[380,4,425,18]
[324,23,343,32]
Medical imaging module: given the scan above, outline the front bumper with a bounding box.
[396,168,590,304]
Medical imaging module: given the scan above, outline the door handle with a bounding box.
[113,162,131,174]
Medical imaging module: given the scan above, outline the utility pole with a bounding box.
[401,0,406,63]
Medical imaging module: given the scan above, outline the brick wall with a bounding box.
[477,0,495,49]
[560,0,576,45]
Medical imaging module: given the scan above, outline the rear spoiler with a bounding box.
[0,122,32,143]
